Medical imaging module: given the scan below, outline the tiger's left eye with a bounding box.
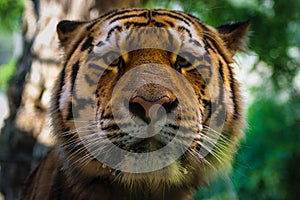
[103,52,123,66]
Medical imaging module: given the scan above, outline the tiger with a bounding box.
[20,8,249,200]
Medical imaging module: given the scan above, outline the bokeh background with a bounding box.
[0,0,299,199]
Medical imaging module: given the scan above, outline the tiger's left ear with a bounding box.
[57,20,87,48]
[217,20,250,56]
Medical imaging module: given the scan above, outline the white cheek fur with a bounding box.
[59,82,71,112]
[225,86,234,116]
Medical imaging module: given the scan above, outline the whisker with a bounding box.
[66,137,111,169]
[187,148,217,173]
[203,125,232,143]
[65,120,98,123]
[60,124,98,136]
[198,132,235,154]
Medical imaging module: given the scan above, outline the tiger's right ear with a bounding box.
[57,20,87,48]
[216,20,250,56]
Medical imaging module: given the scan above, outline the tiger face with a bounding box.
[53,8,249,191]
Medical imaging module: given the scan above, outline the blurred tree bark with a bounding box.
[0,0,145,199]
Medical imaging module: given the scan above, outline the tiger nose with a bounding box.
[129,96,178,124]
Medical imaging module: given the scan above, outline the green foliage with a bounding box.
[0,0,25,32]
[194,175,238,200]
[232,91,300,199]
[0,59,17,91]
[0,0,24,89]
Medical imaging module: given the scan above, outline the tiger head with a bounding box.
[52,8,249,191]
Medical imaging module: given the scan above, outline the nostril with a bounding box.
[129,101,148,123]
[128,96,178,124]
[162,98,178,113]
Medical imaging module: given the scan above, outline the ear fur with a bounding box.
[217,20,250,56]
[56,20,87,48]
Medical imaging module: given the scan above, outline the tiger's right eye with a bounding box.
[176,55,190,67]
[175,52,195,69]
[103,52,123,67]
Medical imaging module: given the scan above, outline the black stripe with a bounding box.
[206,37,230,63]
[96,41,105,47]
[101,113,114,120]
[109,12,148,24]
[124,21,150,28]
[100,9,124,20]
[171,10,196,24]
[218,60,225,84]
[203,36,215,53]
[66,101,73,120]
[203,100,212,125]
[178,26,192,38]
[190,39,202,48]
[102,8,146,22]
[86,20,99,31]
[175,10,210,30]
[167,124,180,130]
[152,21,166,27]
[106,25,122,40]
[85,73,97,86]
[151,11,191,26]
[165,20,174,27]
[71,61,80,91]
[81,36,94,51]
[227,65,239,120]
[203,36,209,52]
[171,124,197,133]
[216,61,226,126]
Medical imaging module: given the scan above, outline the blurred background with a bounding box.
[0,0,299,199]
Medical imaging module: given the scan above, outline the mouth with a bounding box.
[90,126,197,183]
[108,128,170,153]
[125,136,167,153]
[105,117,179,153]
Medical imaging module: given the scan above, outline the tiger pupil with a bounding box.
[176,55,190,67]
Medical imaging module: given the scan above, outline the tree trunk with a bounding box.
[0,0,144,199]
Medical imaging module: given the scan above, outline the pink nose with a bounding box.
[129,96,177,124]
